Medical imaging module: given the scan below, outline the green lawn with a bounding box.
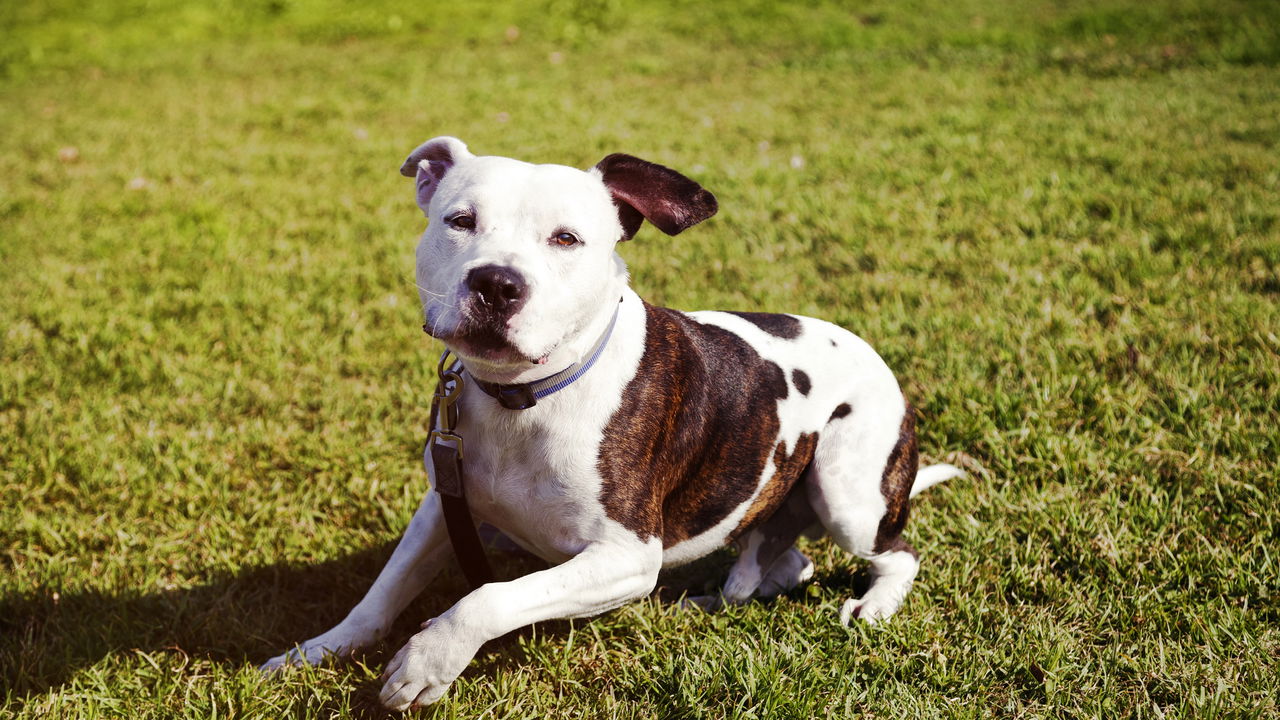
[3,0,1278,717]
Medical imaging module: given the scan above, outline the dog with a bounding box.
[261,137,963,710]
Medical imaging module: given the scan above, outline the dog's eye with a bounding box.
[552,231,581,248]
[446,213,476,231]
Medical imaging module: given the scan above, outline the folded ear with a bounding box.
[400,136,473,215]
[593,154,718,240]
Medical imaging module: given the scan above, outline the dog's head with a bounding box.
[403,137,717,382]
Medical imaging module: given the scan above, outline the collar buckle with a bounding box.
[494,384,537,410]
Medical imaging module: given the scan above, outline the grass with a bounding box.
[2,0,1278,717]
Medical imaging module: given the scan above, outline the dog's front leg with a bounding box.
[260,491,450,671]
[378,538,661,710]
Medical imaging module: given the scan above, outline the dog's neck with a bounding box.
[453,291,627,389]
[464,298,622,409]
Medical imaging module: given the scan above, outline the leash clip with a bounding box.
[424,349,495,588]
[427,429,464,461]
[433,350,465,434]
[428,349,467,485]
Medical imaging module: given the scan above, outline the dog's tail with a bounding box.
[910,463,965,498]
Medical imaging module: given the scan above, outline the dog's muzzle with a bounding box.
[422,264,531,360]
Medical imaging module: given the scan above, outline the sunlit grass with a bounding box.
[3,1,1278,717]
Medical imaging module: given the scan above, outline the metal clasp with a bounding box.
[429,350,466,458]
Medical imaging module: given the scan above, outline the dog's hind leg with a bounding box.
[837,538,920,625]
[720,484,819,605]
[755,546,817,599]
[806,397,925,625]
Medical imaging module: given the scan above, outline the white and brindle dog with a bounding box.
[262,137,963,710]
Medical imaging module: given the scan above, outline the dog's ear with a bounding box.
[593,154,718,240]
[401,136,473,215]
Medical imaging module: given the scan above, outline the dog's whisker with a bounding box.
[410,279,453,303]
[428,306,456,338]
[415,284,450,301]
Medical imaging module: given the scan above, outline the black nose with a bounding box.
[466,265,528,315]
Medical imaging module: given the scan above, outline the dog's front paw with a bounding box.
[378,620,476,711]
[259,621,380,673]
[838,586,909,626]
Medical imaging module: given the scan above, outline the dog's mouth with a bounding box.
[423,315,551,367]
[455,328,549,366]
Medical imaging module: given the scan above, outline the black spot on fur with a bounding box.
[829,403,852,421]
[727,312,802,340]
[791,369,811,396]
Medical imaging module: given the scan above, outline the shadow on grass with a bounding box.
[1,542,394,700]
[0,539,870,714]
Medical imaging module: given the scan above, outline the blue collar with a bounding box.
[468,303,620,410]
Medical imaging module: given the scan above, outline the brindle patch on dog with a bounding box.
[736,432,818,535]
[727,312,802,340]
[872,405,919,552]
[598,303,808,547]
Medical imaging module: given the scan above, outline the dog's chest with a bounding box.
[456,402,609,562]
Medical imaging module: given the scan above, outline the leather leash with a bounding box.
[425,350,494,589]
